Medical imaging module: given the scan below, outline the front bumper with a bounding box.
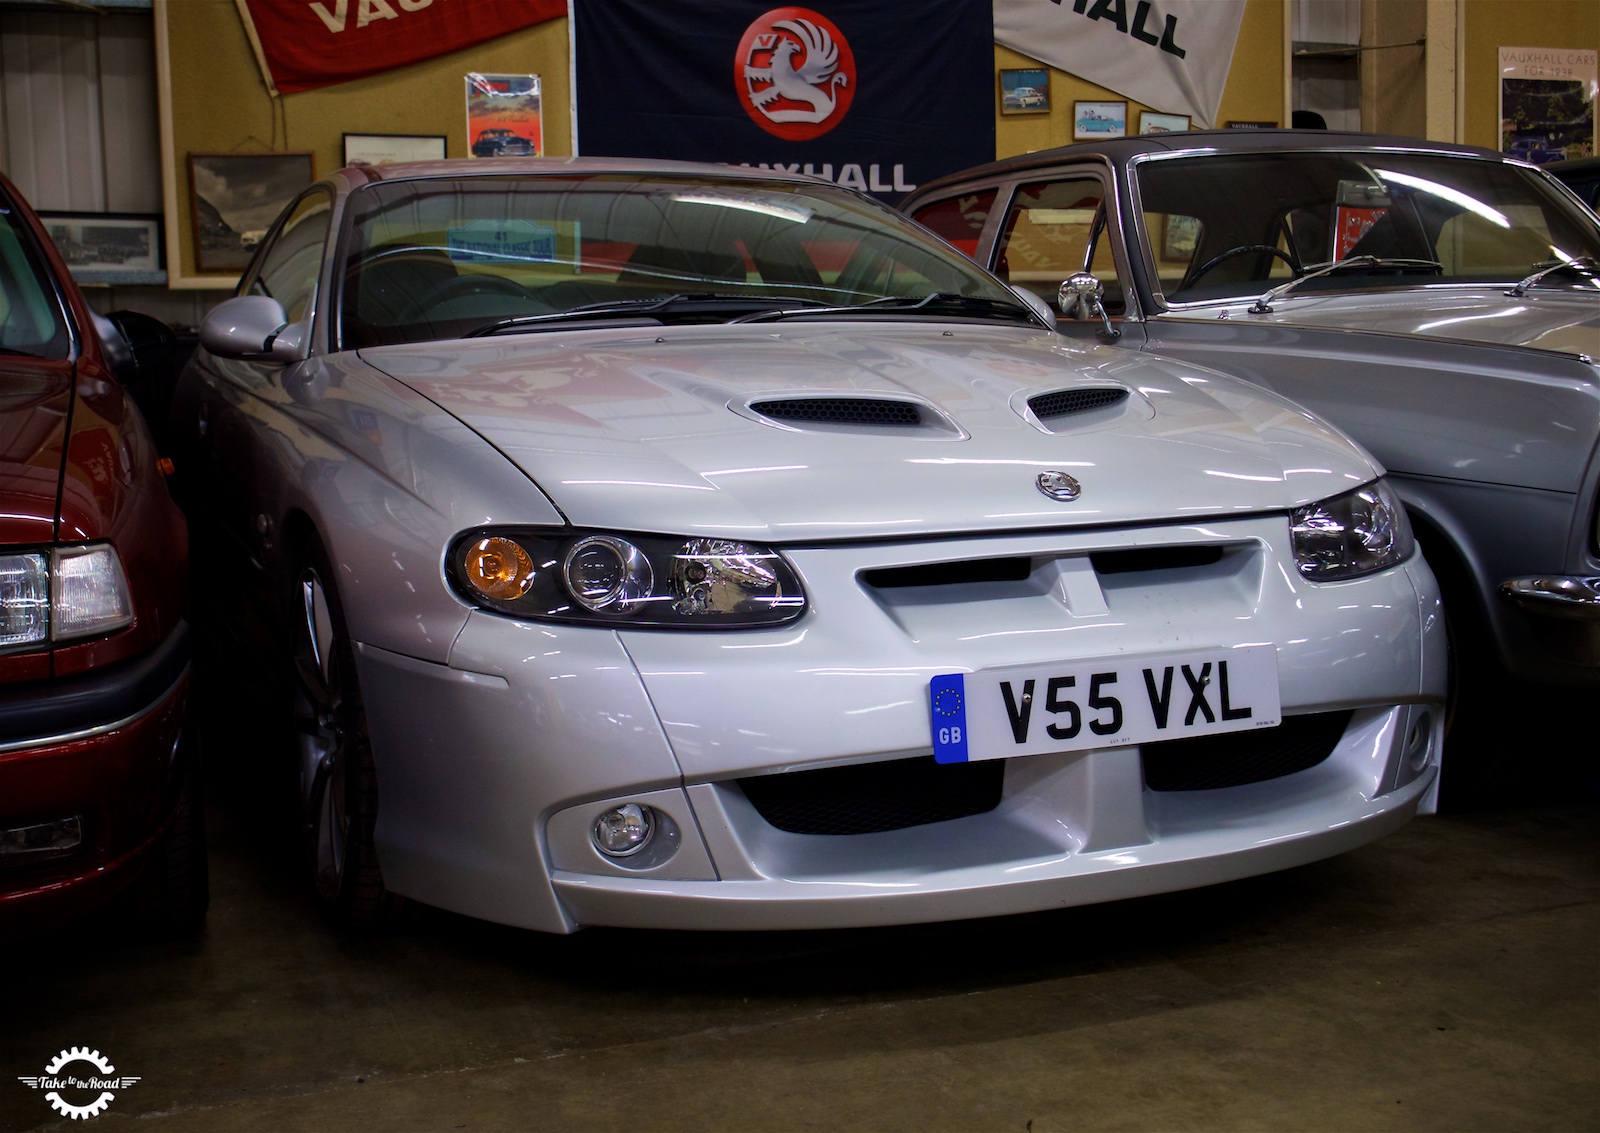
[357,517,1446,935]
[0,622,191,921]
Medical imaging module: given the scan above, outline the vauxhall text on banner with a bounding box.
[235,0,565,95]
[571,0,995,199]
[992,0,1246,130]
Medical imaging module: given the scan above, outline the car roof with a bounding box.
[904,129,1508,200]
[333,155,834,191]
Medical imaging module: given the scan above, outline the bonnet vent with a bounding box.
[751,397,923,427]
[1028,387,1128,422]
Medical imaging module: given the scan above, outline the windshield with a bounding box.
[339,174,1027,346]
[1133,150,1600,305]
[0,201,69,359]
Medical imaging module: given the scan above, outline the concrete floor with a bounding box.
[3,693,1596,1132]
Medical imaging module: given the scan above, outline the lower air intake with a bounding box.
[1142,710,1352,791]
[738,756,1004,835]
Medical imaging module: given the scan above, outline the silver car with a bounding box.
[900,132,1600,737]
[172,158,1444,934]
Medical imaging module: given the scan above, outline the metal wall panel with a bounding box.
[0,10,158,214]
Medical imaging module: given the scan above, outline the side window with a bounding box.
[246,191,332,324]
[910,190,997,260]
[995,178,1122,314]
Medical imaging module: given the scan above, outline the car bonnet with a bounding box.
[360,324,1379,541]
[1174,288,1600,358]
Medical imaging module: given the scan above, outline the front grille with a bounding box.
[738,756,1004,835]
[751,398,923,426]
[1029,387,1128,421]
[862,556,1033,589]
[1142,710,1352,791]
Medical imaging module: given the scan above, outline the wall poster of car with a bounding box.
[1139,111,1191,135]
[342,133,448,166]
[466,72,543,158]
[1498,46,1597,165]
[187,151,315,274]
[999,68,1050,115]
[1073,100,1127,139]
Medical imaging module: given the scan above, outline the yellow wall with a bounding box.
[156,0,1596,286]
[1462,0,1600,153]
[158,0,568,285]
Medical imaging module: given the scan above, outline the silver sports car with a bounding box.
[172,158,1445,934]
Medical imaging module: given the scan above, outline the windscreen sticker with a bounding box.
[446,219,556,263]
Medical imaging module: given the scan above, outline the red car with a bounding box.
[0,173,203,935]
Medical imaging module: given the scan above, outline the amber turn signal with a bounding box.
[462,536,536,601]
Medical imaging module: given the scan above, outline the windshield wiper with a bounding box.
[731,291,1033,325]
[466,293,829,337]
[1248,256,1443,313]
[1506,256,1600,297]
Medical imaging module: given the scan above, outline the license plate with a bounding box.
[929,645,1280,763]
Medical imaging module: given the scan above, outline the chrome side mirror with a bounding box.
[1058,273,1121,342]
[199,295,307,363]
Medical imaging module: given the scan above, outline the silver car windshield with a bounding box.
[340,174,1028,346]
[1134,150,1600,305]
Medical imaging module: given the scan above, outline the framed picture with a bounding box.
[466,73,543,158]
[342,133,448,166]
[1073,100,1127,140]
[37,212,162,275]
[187,151,315,274]
[1139,111,1191,135]
[1162,214,1201,260]
[999,68,1050,115]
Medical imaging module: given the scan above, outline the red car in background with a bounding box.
[0,173,203,936]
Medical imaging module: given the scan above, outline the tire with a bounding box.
[125,725,210,936]
[290,536,406,930]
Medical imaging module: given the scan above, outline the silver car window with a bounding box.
[1134,150,1600,304]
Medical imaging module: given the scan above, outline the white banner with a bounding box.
[993,0,1247,129]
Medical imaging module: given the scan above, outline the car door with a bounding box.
[908,167,1144,345]
[177,189,333,569]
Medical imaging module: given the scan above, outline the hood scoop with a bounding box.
[742,395,963,438]
[1027,386,1129,430]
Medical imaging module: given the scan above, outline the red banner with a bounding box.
[236,0,565,95]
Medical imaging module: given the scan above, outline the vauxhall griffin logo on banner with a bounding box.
[737,9,856,141]
[574,0,993,201]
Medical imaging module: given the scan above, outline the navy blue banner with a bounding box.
[573,0,995,200]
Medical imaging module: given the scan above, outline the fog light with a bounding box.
[0,815,82,857]
[593,804,654,857]
[1407,709,1433,772]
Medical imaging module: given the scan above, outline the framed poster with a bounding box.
[1498,47,1597,164]
[37,213,162,274]
[1073,100,1127,140]
[466,73,543,158]
[999,68,1050,115]
[187,152,315,273]
[1139,111,1191,135]
[342,133,448,165]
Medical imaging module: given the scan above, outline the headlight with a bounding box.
[449,530,806,628]
[0,544,135,648]
[1291,480,1414,582]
